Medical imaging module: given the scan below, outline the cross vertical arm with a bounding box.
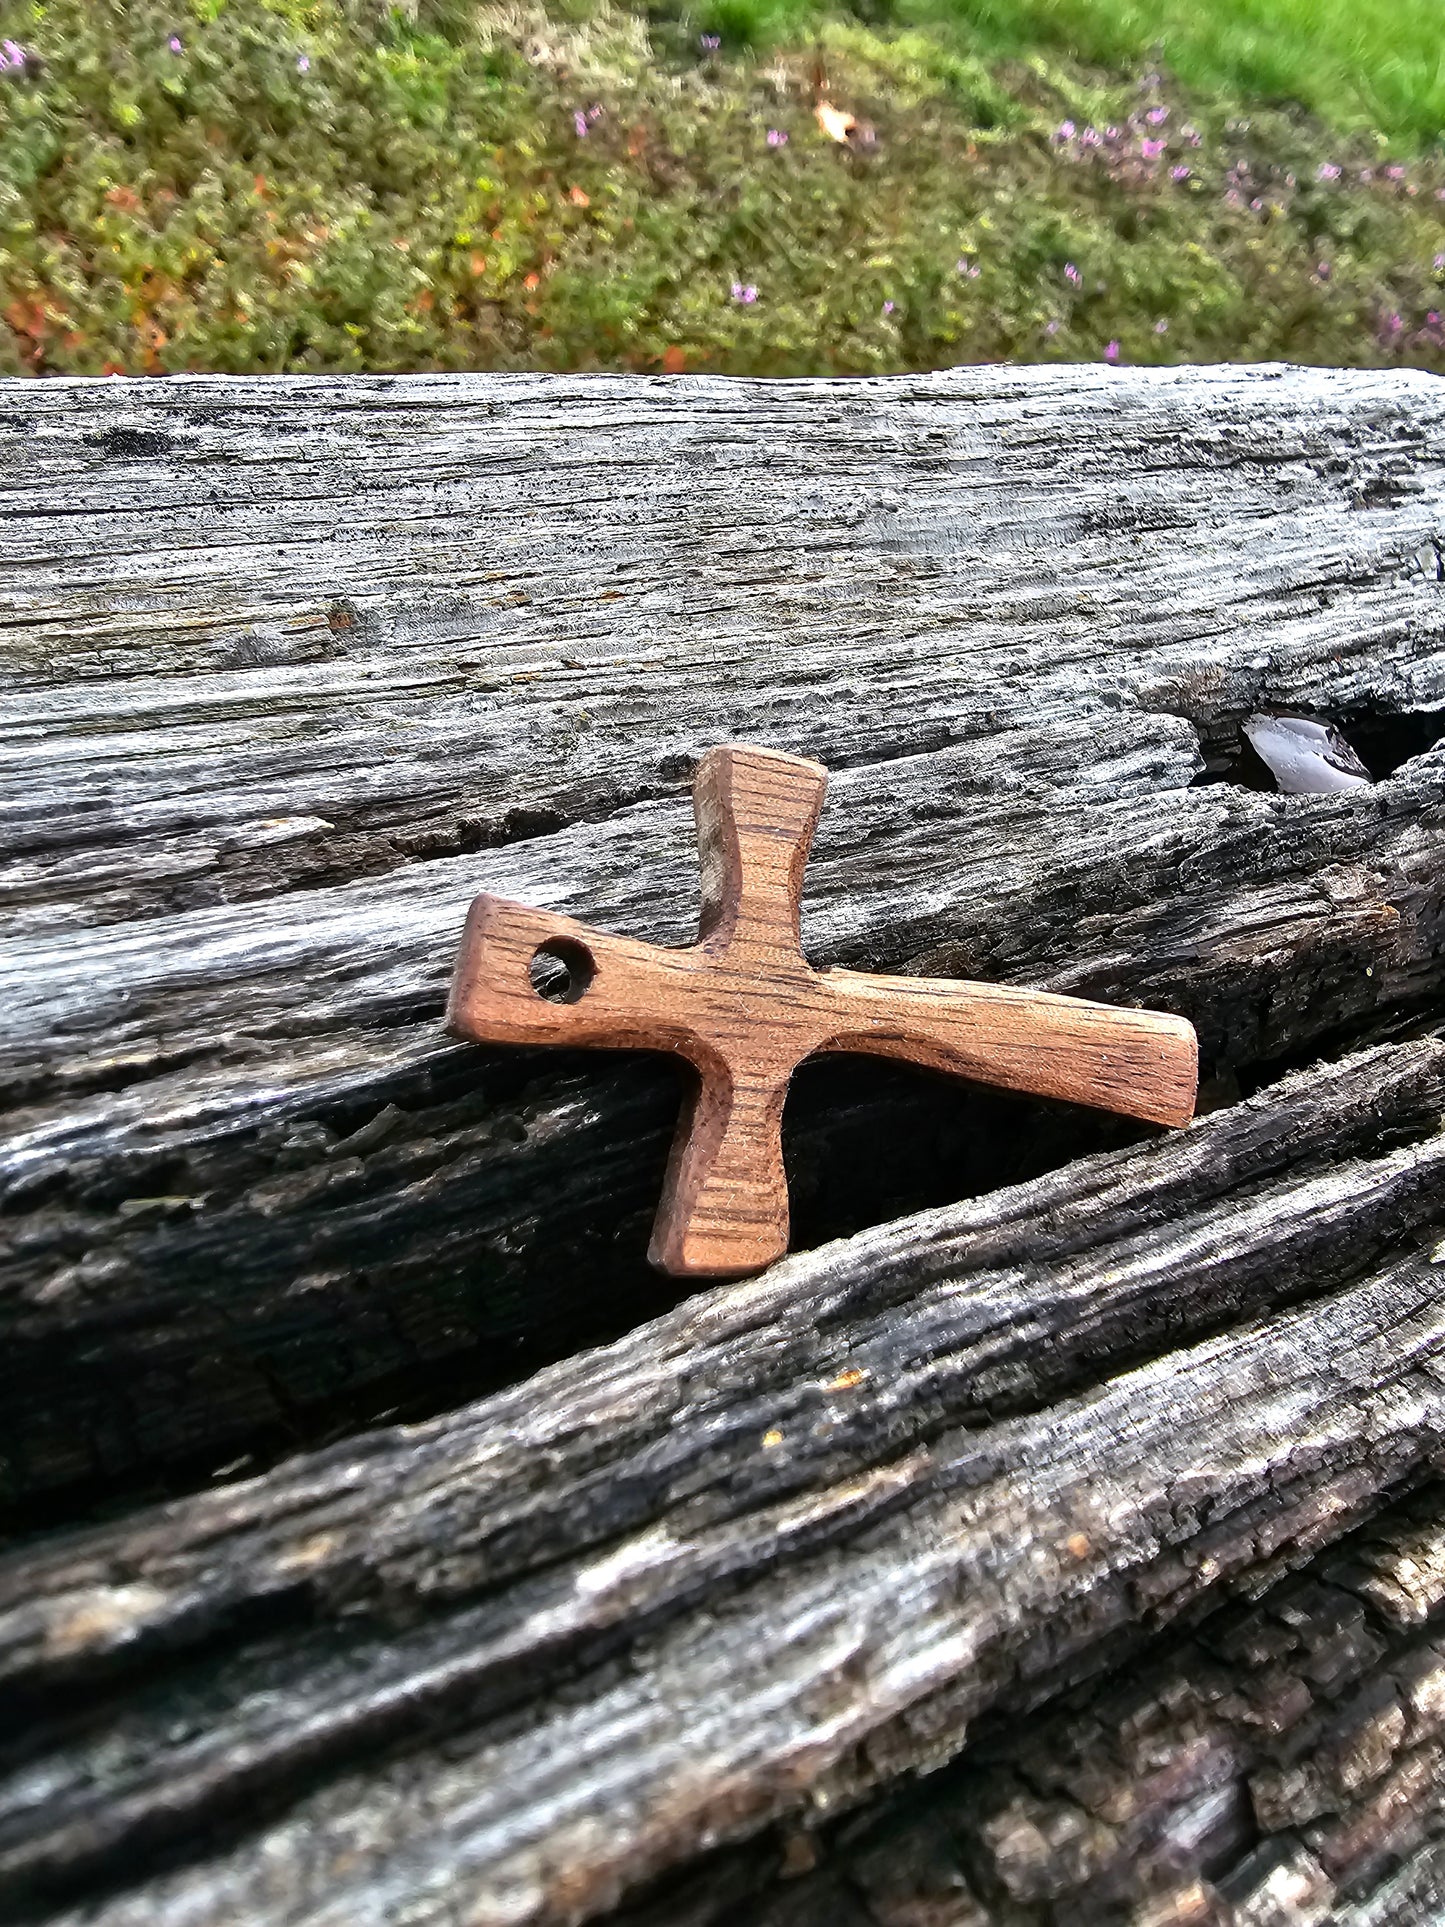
[648,1058,794,1276]
[647,745,829,1276]
[693,744,827,956]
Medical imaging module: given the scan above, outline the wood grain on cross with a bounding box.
[447,744,1198,1276]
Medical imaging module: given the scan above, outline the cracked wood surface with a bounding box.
[3,363,1445,1925]
[3,364,1444,1517]
[1,1035,1444,1925]
[631,1480,1445,1925]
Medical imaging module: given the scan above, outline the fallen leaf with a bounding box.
[827,1367,867,1390]
[523,271,541,290]
[815,99,854,143]
[661,344,687,373]
[4,298,46,339]
[568,185,590,207]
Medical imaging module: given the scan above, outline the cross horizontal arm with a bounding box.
[818,971,1199,1129]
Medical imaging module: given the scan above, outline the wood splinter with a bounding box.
[448,743,1198,1278]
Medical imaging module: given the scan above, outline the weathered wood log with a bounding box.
[3,364,1444,1520]
[2,363,1445,1924]
[2,1035,1445,1925]
[618,1478,1445,1925]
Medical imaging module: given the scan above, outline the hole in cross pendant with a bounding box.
[529,938,595,1004]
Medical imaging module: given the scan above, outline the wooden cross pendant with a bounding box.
[447,745,1198,1279]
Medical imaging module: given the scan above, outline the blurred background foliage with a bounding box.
[0,0,1442,377]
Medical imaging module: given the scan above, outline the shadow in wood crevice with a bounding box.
[8,971,1443,1549]
[9,988,1442,1549]
[781,1054,1153,1254]
[1233,1008,1445,1106]
[0,1059,1151,1548]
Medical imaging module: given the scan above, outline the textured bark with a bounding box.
[3,364,1445,1925]
[617,1481,1445,1926]
[2,1035,1445,1926]
[4,365,1445,1517]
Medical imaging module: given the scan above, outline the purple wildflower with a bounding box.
[1044,320,1060,335]
[1104,125,1120,142]
[1154,319,1169,333]
[1316,261,1332,280]
[1063,262,1082,286]
[1146,106,1168,124]
[168,35,183,53]
[882,300,894,315]
[956,258,980,279]
[588,104,602,121]
[766,128,787,146]
[699,33,720,49]
[1250,196,1264,211]
[1080,127,1102,148]
[730,282,757,304]
[1141,138,1165,160]
[296,53,309,72]
[1359,168,1374,183]
[1433,253,1445,270]
[1317,162,1341,181]
[0,38,27,70]
[1183,126,1201,145]
[1103,341,1120,362]
[1429,312,1442,326]
[1171,165,1192,181]
[1053,119,1076,141]
[1386,164,1405,180]
[574,110,588,137]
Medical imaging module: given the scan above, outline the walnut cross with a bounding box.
[447,744,1198,1279]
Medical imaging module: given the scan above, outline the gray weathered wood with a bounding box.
[2,1034,1444,1925]
[3,365,1444,1515]
[3,364,1445,1925]
[668,1480,1445,1925]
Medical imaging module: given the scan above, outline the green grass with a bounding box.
[703,0,1445,153]
[1,0,1442,380]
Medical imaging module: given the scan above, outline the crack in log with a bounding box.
[0,1036,1443,1923]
